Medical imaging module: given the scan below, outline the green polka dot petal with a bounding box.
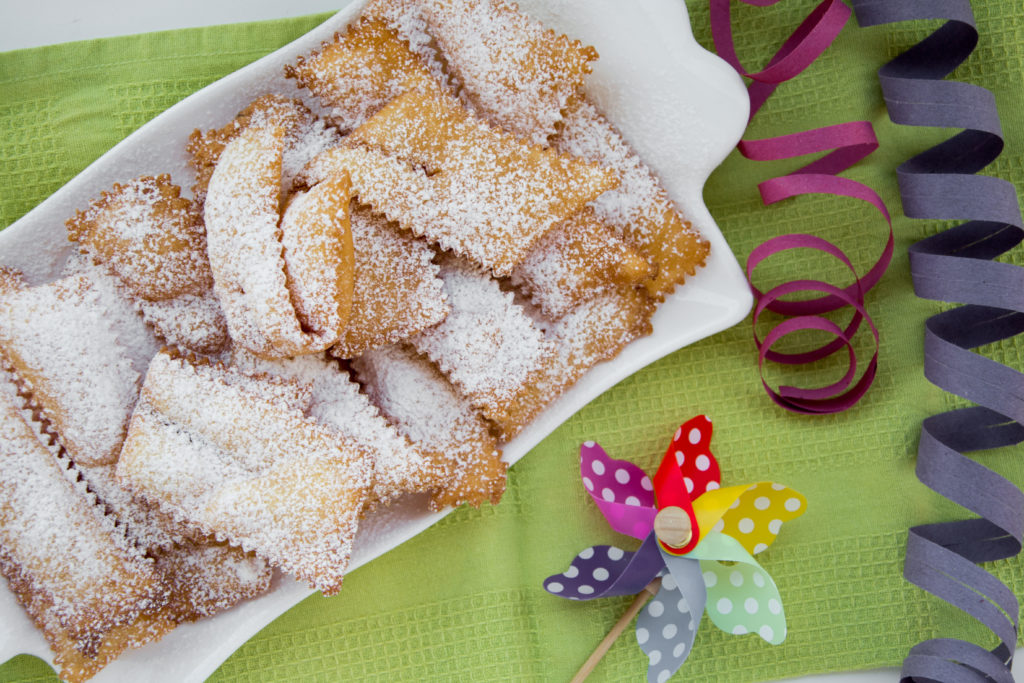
[691,531,787,645]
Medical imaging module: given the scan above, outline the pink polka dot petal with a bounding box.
[580,441,654,510]
[578,440,658,541]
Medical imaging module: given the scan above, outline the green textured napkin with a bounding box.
[2,2,1024,682]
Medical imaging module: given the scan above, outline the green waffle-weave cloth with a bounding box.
[2,1,1024,681]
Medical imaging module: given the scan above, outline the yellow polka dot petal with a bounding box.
[717,482,807,555]
[691,484,755,539]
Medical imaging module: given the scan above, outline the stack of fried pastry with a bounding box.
[0,0,709,679]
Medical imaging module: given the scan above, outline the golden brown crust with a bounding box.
[279,173,355,339]
[65,175,213,302]
[187,94,333,209]
[345,90,619,276]
[204,125,353,358]
[65,176,230,356]
[409,255,556,437]
[351,343,506,510]
[150,539,273,624]
[496,287,657,439]
[511,206,652,319]
[416,0,597,144]
[553,98,710,300]
[0,379,173,683]
[328,207,448,358]
[286,19,447,132]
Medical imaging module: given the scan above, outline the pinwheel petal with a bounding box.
[637,552,707,683]
[581,441,657,538]
[691,483,753,536]
[690,532,788,645]
[544,534,664,601]
[664,415,721,497]
[718,482,807,555]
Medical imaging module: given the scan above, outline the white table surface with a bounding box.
[1,2,1018,682]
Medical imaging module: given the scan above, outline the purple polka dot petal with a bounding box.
[545,535,664,602]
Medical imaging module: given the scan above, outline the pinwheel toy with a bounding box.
[544,416,806,682]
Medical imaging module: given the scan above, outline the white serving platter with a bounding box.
[0,0,752,680]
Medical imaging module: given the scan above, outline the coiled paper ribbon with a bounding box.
[711,0,893,414]
[852,1,1024,680]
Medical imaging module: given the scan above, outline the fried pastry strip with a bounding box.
[204,125,354,358]
[229,349,447,504]
[187,94,341,208]
[554,99,710,299]
[279,174,355,339]
[0,270,140,466]
[66,174,212,301]
[348,90,619,275]
[329,207,448,358]
[65,175,230,355]
[299,144,439,227]
[352,343,505,510]
[410,256,554,435]
[392,0,597,144]
[286,19,448,132]
[74,460,274,623]
[0,374,173,683]
[510,206,651,319]
[118,351,371,595]
[504,287,657,437]
[150,539,273,624]
[134,291,230,356]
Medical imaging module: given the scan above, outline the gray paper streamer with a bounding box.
[851,1,1024,681]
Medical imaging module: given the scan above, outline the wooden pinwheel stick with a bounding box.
[570,578,662,683]
[571,509,692,681]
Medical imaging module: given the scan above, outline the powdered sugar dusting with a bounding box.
[137,292,230,356]
[0,371,170,681]
[0,273,141,466]
[554,99,709,298]
[418,0,596,144]
[352,343,505,509]
[504,288,656,434]
[76,461,189,552]
[349,90,619,276]
[152,540,272,624]
[510,207,651,319]
[65,175,214,303]
[188,95,342,207]
[278,174,353,341]
[204,125,313,357]
[228,349,445,503]
[362,0,451,87]
[331,207,448,358]
[286,17,451,133]
[118,351,371,595]
[411,256,554,429]
[62,256,163,378]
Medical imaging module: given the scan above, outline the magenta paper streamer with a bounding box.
[852,1,1024,680]
[710,0,893,414]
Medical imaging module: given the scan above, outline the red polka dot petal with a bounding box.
[664,415,720,498]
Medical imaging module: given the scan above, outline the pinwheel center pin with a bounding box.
[653,506,692,548]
